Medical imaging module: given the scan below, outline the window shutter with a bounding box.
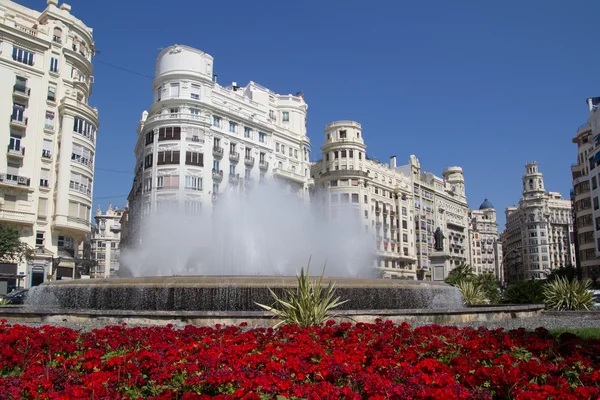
[68,201,78,217]
[38,198,48,217]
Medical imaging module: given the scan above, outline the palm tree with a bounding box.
[445,262,475,286]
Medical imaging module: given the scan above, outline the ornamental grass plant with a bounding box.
[543,276,594,311]
[255,260,348,328]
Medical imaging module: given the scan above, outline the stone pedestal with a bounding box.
[431,251,451,281]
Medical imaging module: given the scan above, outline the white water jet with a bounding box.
[119,182,377,278]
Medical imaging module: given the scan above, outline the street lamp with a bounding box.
[502,247,522,287]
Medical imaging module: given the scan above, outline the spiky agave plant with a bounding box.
[255,260,348,328]
[543,276,594,311]
[456,280,486,306]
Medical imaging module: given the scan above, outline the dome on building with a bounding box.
[479,199,494,210]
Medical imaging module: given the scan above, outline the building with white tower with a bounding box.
[0,0,97,291]
[90,204,123,278]
[126,45,312,247]
[468,199,503,281]
[311,120,471,280]
[501,162,575,282]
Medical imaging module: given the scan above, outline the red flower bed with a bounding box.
[0,319,599,399]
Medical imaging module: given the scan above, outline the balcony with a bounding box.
[186,136,204,143]
[244,156,255,166]
[144,112,209,125]
[7,146,25,159]
[0,173,31,189]
[10,115,27,129]
[0,209,35,225]
[212,169,223,181]
[273,168,306,184]
[13,85,30,101]
[229,173,240,184]
[69,181,92,197]
[259,161,269,171]
[110,223,121,232]
[213,146,224,158]
[229,152,240,163]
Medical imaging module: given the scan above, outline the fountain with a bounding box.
[18,183,541,326]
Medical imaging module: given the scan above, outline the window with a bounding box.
[42,139,52,158]
[289,148,293,157]
[341,150,347,158]
[190,84,200,100]
[8,133,22,152]
[213,160,220,171]
[158,126,181,141]
[45,111,55,129]
[213,116,222,128]
[169,107,179,114]
[229,122,237,133]
[71,143,93,168]
[281,145,285,154]
[185,201,201,213]
[339,130,347,139]
[156,86,161,101]
[212,182,220,195]
[73,117,96,142]
[245,168,251,179]
[38,168,50,188]
[156,175,179,189]
[403,234,408,242]
[278,161,283,169]
[594,176,598,190]
[37,198,47,219]
[14,76,27,93]
[67,201,90,223]
[50,57,59,73]
[269,110,275,120]
[69,172,91,195]
[144,153,153,168]
[594,197,599,211]
[143,177,152,193]
[12,47,34,65]
[351,193,359,203]
[245,147,252,158]
[170,83,180,98]
[276,143,281,152]
[258,133,265,143]
[229,165,236,176]
[12,103,25,122]
[190,108,201,118]
[282,111,289,122]
[156,151,180,165]
[341,194,350,203]
[244,127,252,138]
[145,131,154,145]
[185,176,202,190]
[47,85,56,102]
[259,152,266,163]
[294,149,298,158]
[402,220,407,229]
[185,151,203,166]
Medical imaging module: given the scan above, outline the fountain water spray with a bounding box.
[119,182,377,278]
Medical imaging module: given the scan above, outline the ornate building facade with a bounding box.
[90,204,123,278]
[311,120,471,280]
[468,200,503,281]
[0,0,97,290]
[501,162,575,282]
[126,45,313,247]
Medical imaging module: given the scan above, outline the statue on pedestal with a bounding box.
[434,227,445,252]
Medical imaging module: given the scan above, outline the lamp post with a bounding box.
[50,256,62,281]
[502,247,522,287]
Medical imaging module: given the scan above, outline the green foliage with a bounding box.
[0,298,9,306]
[549,328,600,340]
[456,280,486,305]
[255,261,348,329]
[474,274,501,304]
[502,280,545,304]
[546,265,577,282]
[444,262,475,286]
[543,276,594,311]
[0,225,33,264]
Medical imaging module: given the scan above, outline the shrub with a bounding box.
[444,262,475,286]
[255,262,348,328]
[456,280,486,305]
[543,276,594,311]
[475,273,501,304]
[502,280,545,304]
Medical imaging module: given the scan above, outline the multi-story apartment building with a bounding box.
[468,200,503,281]
[501,162,575,282]
[90,204,123,278]
[126,45,312,246]
[0,0,97,289]
[571,100,598,281]
[582,96,600,284]
[311,120,470,280]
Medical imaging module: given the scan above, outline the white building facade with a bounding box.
[582,96,600,283]
[502,162,575,282]
[468,200,503,281]
[0,0,97,290]
[571,104,598,282]
[311,120,471,280]
[90,204,122,278]
[127,45,312,245]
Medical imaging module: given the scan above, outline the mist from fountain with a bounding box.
[119,182,377,278]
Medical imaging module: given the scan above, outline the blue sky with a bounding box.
[22,0,600,227]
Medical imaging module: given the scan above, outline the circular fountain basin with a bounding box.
[26,276,464,311]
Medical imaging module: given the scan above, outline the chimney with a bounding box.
[390,156,397,169]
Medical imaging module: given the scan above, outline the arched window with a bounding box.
[53,27,62,43]
[529,179,533,189]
